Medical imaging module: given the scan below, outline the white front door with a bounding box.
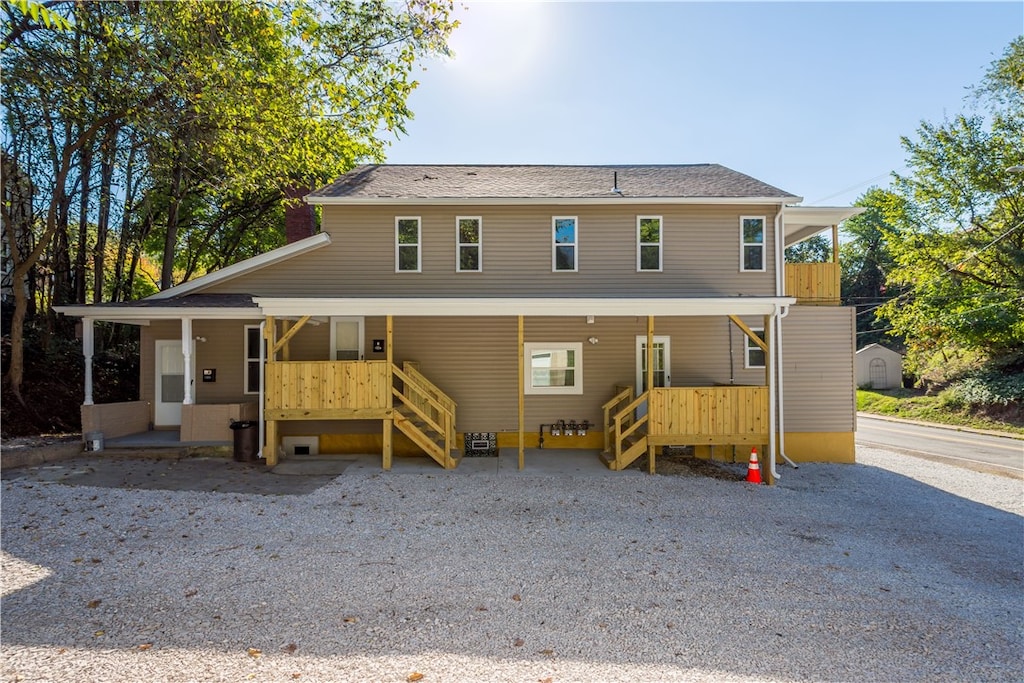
[330,317,365,360]
[155,340,187,426]
[636,336,671,418]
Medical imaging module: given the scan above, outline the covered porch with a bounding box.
[58,295,795,480]
[253,296,794,481]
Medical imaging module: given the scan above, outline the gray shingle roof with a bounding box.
[308,164,797,200]
[95,294,258,309]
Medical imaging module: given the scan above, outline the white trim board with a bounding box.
[253,297,796,318]
[148,232,331,299]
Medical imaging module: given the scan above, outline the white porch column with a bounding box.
[181,317,194,405]
[82,318,95,405]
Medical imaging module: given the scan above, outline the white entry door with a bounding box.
[155,340,187,426]
[330,317,365,360]
[635,336,671,418]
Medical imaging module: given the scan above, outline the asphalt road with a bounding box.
[856,414,1024,476]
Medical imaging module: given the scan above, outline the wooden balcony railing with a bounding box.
[785,262,841,305]
[646,386,768,446]
[602,385,769,471]
[264,360,390,420]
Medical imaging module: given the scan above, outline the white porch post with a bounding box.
[181,317,194,404]
[82,317,95,405]
[767,310,778,481]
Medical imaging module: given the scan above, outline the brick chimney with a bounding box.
[284,186,315,243]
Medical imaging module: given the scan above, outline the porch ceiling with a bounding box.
[784,206,866,246]
[252,297,796,318]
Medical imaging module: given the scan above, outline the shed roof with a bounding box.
[307,164,800,203]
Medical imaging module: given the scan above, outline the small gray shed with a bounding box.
[855,344,903,390]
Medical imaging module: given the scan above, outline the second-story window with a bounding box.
[456,216,482,272]
[396,217,421,272]
[637,216,662,271]
[741,216,766,272]
[745,328,766,368]
[553,216,578,272]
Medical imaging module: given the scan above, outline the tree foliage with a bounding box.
[839,187,907,348]
[876,38,1024,377]
[2,0,456,399]
[784,234,831,263]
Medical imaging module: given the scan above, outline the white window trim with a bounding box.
[552,216,578,273]
[395,216,421,273]
[455,216,482,272]
[744,327,766,369]
[740,215,766,273]
[636,215,663,272]
[524,341,583,395]
[329,316,365,361]
[244,325,261,395]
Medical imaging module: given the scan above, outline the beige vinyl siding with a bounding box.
[139,312,852,441]
[387,315,771,433]
[203,204,779,298]
[141,319,264,408]
[781,307,856,432]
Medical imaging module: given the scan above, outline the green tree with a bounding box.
[877,38,1024,377]
[2,0,457,400]
[840,188,906,348]
[784,234,831,263]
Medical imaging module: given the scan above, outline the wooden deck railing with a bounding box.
[603,385,769,471]
[264,360,390,419]
[646,386,768,446]
[785,262,841,305]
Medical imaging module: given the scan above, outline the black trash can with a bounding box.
[229,420,259,462]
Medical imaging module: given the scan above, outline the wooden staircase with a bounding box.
[391,362,459,469]
[600,386,652,472]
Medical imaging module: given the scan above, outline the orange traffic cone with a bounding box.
[745,447,763,484]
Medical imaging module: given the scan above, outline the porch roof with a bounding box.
[54,293,260,324]
[56,295,797,323]
[251,296,797,318]
[784,206,866,246]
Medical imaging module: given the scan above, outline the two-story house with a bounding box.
[56,164,861,482]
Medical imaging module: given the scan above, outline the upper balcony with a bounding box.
[782,206,862,306]
[785,262,841,305]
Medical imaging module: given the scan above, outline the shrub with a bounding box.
[939,372,1024,408]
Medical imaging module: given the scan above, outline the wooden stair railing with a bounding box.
[600,388,650,471]
[391,364,458,469]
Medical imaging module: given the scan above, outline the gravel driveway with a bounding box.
[2,446,1021,682]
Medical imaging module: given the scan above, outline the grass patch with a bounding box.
[857,388,1024,435]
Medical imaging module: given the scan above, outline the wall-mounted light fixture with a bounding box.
[194,336,207,343]
[587,336,599,345]
[586,315,595,324]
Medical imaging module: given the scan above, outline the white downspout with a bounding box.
[767,205,786,480]
[258,320,266,459]
[777,306,798,469]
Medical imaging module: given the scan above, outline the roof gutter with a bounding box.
[305,195,804,207]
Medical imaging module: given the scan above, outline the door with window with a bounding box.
[635,336,671,418]
[330,317,365,360]
[155,340,188,426]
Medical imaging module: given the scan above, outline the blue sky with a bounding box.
[384,1,1023,207]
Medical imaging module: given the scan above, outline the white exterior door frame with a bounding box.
[635,335,671,419]
[330,316,365,360]
[154,339,195,427]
